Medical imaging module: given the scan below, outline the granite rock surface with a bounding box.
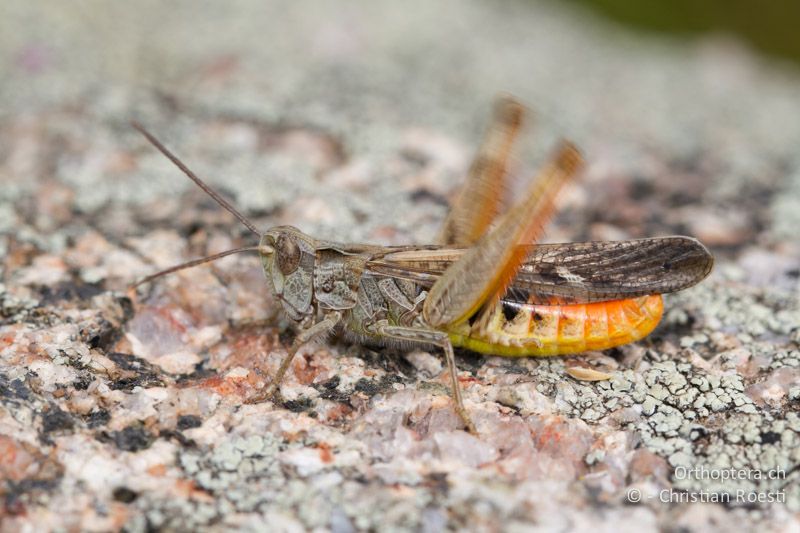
[1,1,798,531]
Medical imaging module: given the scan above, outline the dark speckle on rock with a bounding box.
[79,318,121,350]
[424,472,450,495]
[71,373,93,390]
[174,364,217,384]
[112,487,139,503]
[283,397,315,412]
[321,375,340,390]
[41,406,75,434]
[176,415,202,430]
[85,409,111,429]
[159,429,197,448]
[353,374,404,397]
[316,375,351,402]
[354,377,378,396]
[107,352,157,373]
[38,281,104,304]
[108,375,165,391]
[98,425,155,452]
[6,478,63,512]
[0,374,31,401]
[116,296,135,322]
[107,352,165,390]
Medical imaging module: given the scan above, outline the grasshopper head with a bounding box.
[130,123,319,319]
[259,226,316,320]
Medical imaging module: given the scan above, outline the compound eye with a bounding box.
[276,234,301,275]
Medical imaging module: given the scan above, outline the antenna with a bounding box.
[131,121,262,236]
[130,245,262,288]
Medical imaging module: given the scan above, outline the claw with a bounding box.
[458,409,478,435]
[246,383,281,405]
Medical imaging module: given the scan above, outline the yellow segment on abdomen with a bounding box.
[447,295,664,357]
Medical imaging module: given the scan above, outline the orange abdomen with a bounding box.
[447,295,664,357]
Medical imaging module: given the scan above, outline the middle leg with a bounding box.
[368,321,477,434]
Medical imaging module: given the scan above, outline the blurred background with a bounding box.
[574,0,800,66]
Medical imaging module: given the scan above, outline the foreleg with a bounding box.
[249,311,342,403]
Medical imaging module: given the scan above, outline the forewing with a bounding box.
[368,236,713,304]
[507,236,713,303]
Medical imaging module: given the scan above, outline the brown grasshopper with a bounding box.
[131,97,713,433]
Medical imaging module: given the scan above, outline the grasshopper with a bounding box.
[130,97,713,433]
